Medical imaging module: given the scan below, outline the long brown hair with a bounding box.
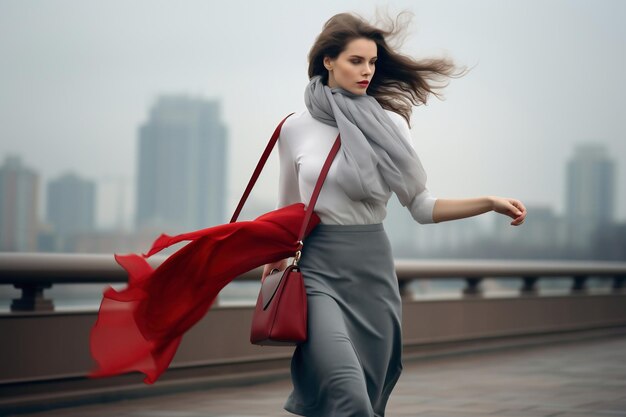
[308,10,470,128]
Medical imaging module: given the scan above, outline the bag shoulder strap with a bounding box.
[229,112,294,224]
[230,113,341,247]
[297,132,340,246]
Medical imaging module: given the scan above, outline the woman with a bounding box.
[262,11,527,417]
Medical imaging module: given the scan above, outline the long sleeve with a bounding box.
[388,111,438,224]
[407,187,438,224]
[275,128,302,210]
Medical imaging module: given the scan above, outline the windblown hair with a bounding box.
[308,9,470,128]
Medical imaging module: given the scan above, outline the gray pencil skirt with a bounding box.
[283,222,403,417]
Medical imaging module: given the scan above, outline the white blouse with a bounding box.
[275,108,438,225]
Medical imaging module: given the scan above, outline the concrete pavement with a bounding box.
[9,334,626,417]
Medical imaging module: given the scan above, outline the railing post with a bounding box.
[520,276,539,295]
[11,282,54,312]
[571,275,588,294]
[398,279,413,299]
[462,277,483,297]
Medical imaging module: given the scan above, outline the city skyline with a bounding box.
[1,130,619,235]
[0,136,619,256]
[1,0,625,230]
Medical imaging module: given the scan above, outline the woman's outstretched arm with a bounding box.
[432,196,526,226]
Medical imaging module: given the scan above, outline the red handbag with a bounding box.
[229,112,341,346]
[250,263,307,345]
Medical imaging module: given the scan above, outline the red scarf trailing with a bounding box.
[88,202,319,384]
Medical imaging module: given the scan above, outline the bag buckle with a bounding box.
[292,240,304,266]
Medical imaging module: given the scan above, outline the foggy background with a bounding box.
[0,0,624,251]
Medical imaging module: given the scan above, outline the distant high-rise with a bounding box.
[566,143,615,224]
[46,172,96,237]
[135,95,228,232]
[0,155,39,251]
[565,143,616,250]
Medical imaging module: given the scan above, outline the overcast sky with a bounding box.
[1,0,625,228]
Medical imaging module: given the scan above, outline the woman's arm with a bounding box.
[432,196,526,226]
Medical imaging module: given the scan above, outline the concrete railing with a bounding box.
[1,253,625,311]
[1,252,626,414]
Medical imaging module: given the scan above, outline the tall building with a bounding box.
[0,155,39,251]
[135,95,228,232]
[46,172,96,244]
[564,143,616,250]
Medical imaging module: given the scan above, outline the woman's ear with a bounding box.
[323,56,333,71]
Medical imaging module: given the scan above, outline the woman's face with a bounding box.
[324,38,377,95]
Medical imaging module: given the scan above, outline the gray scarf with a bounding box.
[304,74,428,207]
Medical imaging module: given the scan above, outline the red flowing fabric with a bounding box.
[88,202,320,384]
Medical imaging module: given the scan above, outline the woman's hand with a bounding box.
[489,196,527,226]
[261,259,289,282]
